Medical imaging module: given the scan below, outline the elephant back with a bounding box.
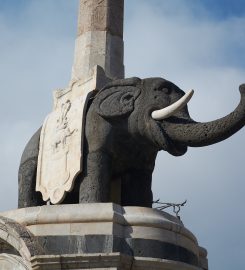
[20,127,41,166]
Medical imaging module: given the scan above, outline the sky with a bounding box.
[0,0,244,269]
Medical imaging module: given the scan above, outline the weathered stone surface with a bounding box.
[198,247,208,270]
[32,235,198,266]
[72,0,124,81]
[72,31,124,81]
[31,253,203,270]
[77,0,124,37]
[0,216,44,270]
[0,253,30,270]
[1,204,208,269]
[0,216,44,257]
[36,66,110,204]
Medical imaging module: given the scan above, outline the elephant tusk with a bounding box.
[151,90,194,120]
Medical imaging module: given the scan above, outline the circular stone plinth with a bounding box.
[0,203,208,270]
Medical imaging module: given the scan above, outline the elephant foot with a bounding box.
[79,176,110,203]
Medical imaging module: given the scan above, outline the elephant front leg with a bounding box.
[79,152,111,203]
[121,169,153,207]
[18,158,43,208]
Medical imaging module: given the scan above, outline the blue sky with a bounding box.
[0,1,244,269]
[193,0,245,19]
[126,0,245,20]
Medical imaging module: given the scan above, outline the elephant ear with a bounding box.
[95,80,141,119]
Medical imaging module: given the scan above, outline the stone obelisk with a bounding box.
[72,0,125,81]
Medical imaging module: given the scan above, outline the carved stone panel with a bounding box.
[36,66,108,204]
[36,93,88,204]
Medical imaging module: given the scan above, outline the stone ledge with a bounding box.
[31,253,203,270]
[0,204,208,269]
[1,203,197,245]
[0,253,30,270]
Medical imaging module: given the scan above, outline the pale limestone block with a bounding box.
[123,206,198,244]
[1,205,208,269]
[70,222,114,236]
[2,204,196,245]
[1,203,123,225]
[1,207,39,225]
[72,31,124,81]
[22,219,125,239]
[18,246,32,266]
[27,222,116,237]
[0,229,8,241]
[32,203,124,225]
[16,220,200,255]
[78,0,124,37]
[133,256,202,270]
[1,204,201,260]
[72,0,124,81]
[1,204,196,245]
[28,223,70,236]
[6,235,21,251]
[0,254,30,270]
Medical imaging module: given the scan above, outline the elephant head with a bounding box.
[92,77,245,156]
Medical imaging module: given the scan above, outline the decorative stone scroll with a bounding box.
[36,66,110,204]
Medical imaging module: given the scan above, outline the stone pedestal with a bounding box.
[0,204,208,270]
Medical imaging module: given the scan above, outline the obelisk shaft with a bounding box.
[72,0,125,81]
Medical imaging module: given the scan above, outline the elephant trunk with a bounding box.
[164,85,245,147]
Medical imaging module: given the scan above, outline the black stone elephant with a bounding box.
[18,77,245,208]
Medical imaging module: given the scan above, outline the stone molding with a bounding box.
[31,253,202,270]
[2,204,196,244]
[0,216,44,270]
[0,253,30,270]
[1,204,208,269]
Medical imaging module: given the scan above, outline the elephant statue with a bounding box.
[18,77,245,208]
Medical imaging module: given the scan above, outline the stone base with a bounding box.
[31,253,204,270]
[0,203,208,270]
